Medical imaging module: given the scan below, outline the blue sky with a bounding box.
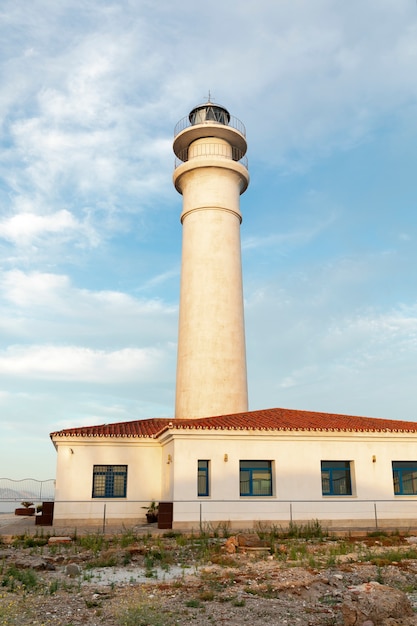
[1,0,417,479]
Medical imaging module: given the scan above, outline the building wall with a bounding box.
[52,430,417,530]
[52,437,162,526]
[167,430,417,530]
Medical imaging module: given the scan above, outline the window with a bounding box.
[198,460,210,496]
[321,461,352,496]
[392,461,417,495]
[240,461,272,496]
[92,465,127,498]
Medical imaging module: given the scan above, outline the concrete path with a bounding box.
[0,513,164,537]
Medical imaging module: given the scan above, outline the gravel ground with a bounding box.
[1,529,417,625]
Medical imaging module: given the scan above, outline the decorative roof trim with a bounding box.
[49,407,417,440]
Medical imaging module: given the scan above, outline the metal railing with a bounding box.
[174,113,246,138]
[49,498,417,532]
[0,478,55,503]
[174,142,248,168]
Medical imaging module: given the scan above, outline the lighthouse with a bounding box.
[173,100,250,419]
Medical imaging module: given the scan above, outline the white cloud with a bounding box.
[0,344,164,382]
[0,210,85,246]
[0,269,178,346]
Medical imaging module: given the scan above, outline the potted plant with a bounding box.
[15,501,35,516]
[143,500,158,523]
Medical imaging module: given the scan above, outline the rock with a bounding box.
[223,536,238,553]
[237,533,268,548]
[65,563,81,577]
[341,581,413,626]
[14,557,55,571]
[405,536,417,544]
[48,536,72,544]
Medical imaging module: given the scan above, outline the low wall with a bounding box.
[51,498,417,532]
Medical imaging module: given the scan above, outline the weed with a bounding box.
[287,519,326,539]
[145,567,157,578]
[325,554,337,568]
[319,594,341,606]
[231,597,246,607]
[144,545,173,570]
[85,552,118,568]
[1,565,38,592]
[210,553,239,567]
[207,521,231,538]
[366,547,417,565]
[199,590,215,601]
[78,532,108,555]
[185,598,201,608]
[162,531,183,539]
[119,528,139,548]
[254,521,281,541]
[376,566,384,584]
[119,603,175,625]
[11,533,49,549]
[47,579,59,594]
[122,551,132,565]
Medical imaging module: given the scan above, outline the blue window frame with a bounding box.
[240,461,272,496]
[92,465,127,498]
[198,460,210,496]
[392,461,417,495]
[321,461,352,496]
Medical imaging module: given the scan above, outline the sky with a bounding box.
[0,0,417,480]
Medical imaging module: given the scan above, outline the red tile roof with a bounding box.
[50,407,417,440]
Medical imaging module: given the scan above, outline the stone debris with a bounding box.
[13,557,55,571]
[223,533,270,553]
[65,563,81,577]
[1,534,417,625]
[405,536,417,544]
[341,581,414,626]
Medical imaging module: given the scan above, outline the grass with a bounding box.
[11,532,50,549]
[185,598,201,608]
[78,532,109,555]
[1,566,38,592]
[118,604,176,626]
[118,528,139,548]
[255,519,327,542]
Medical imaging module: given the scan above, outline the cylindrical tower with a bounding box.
[173,101,250,418]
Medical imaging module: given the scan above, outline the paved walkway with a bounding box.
[0,513,163,538]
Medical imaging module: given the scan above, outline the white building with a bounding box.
[50,102,417,530]
[50,407,417,530]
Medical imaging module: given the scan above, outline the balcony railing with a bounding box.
[175,142,248,168]
[174,113,246,138]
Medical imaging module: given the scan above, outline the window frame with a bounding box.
[321,461,352,496]
[92,465,128,498]
[392,461,417,495]
[239,460,273,497]
[198,460,210,497]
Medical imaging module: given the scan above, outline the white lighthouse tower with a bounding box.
[173,100,250,419]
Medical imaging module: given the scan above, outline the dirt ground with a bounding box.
[1,521,417,625]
